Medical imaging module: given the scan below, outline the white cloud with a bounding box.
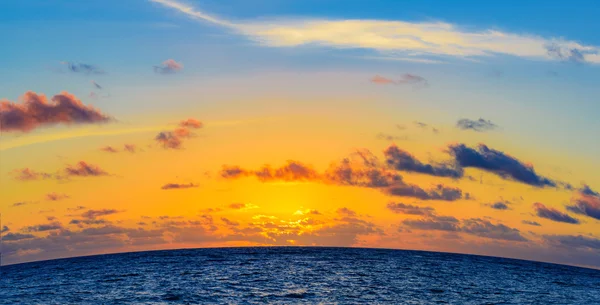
[150,0,600,64]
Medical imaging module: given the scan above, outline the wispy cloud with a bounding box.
[456,118,499,132]
[150,0,600,64]
[91,80,103,90]
[533,202,579,224]
[61,62,105,74]
[46,193,69,201]
[161,182,199,190]
[370,75,395,85]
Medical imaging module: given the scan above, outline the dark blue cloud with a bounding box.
[384,145,462,178]
[566,185,600,221]
[62,62,105,74]
[522,220,541,226]
[533,203,579,224]
[448,143,556,187]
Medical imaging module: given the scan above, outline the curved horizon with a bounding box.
[3,245,600,272]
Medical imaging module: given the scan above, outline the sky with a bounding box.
[1,0,600,268]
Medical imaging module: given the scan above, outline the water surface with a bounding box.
[1,247,599,304]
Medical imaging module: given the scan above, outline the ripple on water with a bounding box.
[1,247,599,304]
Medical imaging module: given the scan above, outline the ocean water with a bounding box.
[1,247,599,304]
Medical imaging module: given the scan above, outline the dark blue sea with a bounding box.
[1,247,599,304]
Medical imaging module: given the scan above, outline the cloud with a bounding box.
[155,131,184,149]
[370,75,395,85]
[0,91,113,132]
[448,143,556,187]
[385,184,464,201]
[387,202,435,216]
[228,203,258,210]
[403,215,527,241]
[566,185,600,221]
[61,62,105,74]
[220,166,248,179]
[69,219,111,226]
[10,168,54,181]
[3,233,35,241]
[397,74,428,87]
[456,118,498,132]
[545,43,586,63]
[81,209,121,219]
[91,80,103,89]
[24,222,63,232]
[149,0,600,65]
[67,206,86,212]
[153,59,183,74]
[221,218,240,227]
[100,146,119,153]
[12,201,30,207]
[580,184,600,196]
[403,215,461,232]
[376,133,408,141]
[65,161,108,177]
[123,144,137,153]
[221,155,467,201]
[161,182,199,190]
[179,118,203,129]
[101,144,138,153]
[487,200,510,210]
[46,193,69,201]
[323,158,403,188]
[533,202,579,224]
[384,145,462,178]
[293,209,321,216]
[413,121,439,134]
[154,119,202,149]
[336,207,357,217]
[461,218,527,242]
[544,234,600,250]
[522,220,542,226]
[1,226,9,233]
[221,161,320,182]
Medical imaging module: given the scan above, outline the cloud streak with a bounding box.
[61,62,105,74]
[150,0,600,64]
[456,118,498,132]
[533,202,579,224]
[161,183,199,190]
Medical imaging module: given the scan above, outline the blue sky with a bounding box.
[2,0,599,160]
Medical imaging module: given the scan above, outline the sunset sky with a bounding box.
[1,0,600,268]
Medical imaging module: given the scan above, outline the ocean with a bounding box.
[1,247,599,304]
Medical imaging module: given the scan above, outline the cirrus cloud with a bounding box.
[150,0,600,64]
